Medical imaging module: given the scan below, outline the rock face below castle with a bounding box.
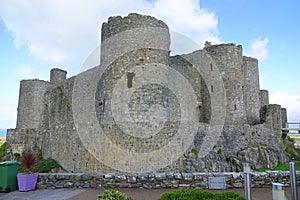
[7,13,289,173]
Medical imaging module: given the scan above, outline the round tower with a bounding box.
[243,56,260,124]
[268,104,283,139]
[260,89,269,107]
[281,108,287,129]
[16,80,50,129]
[204,44,247,125]
[100,13,171,67]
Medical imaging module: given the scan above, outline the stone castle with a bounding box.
[7,13,289,173]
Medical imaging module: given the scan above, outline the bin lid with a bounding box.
[272,182,284,190]
[0,161,19,166]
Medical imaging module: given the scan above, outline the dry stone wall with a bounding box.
[36,171,300,189]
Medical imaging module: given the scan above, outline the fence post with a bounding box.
[244,163,252,200]
[289,162,298,200]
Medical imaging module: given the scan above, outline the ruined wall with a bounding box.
[6,128,46,154]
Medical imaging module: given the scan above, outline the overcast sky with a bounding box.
[0,0,299,129]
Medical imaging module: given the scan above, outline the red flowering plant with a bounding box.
[19,151,37,173]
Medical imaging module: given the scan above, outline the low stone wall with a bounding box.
[37,171,300,189]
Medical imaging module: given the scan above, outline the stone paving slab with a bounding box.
[0,189,87,200]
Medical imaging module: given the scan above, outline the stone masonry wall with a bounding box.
[6,128,45,154]
[37,172,300,189]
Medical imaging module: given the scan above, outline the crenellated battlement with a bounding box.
[102,13,169,41]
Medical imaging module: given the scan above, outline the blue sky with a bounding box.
[0,0,299,129]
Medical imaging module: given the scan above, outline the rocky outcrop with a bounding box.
[237,146,289,169]
[184,146,289,172]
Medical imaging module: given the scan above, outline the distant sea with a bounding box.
[0,129,6,137]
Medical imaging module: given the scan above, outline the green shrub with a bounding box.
[32,158,62,173]
[288,136,295,143]
[191,148,198,157]
[98,189,133,200]
[214,191,245,200]
[14,152,20,160]
[18,149,62,173]
[158,189,213,200]
[0,142,8,162]
[283,140,300,160]
[158,189,245,200]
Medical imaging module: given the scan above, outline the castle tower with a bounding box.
[268,104,283,139]
[100,13,170,67]
[260,89,269,106]
[281,108,287,130]
[243,56,260,124]
[50,68,67,84]
[204,44,247,125]
[16,80,50,129]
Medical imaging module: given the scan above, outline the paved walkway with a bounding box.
[0,189,87,200]
[0,187,299,200]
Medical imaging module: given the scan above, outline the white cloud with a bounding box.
[0,100,17,129]
[245,37,269,61]
[0,0,219,70]
[149,0,220,46]
[270,89,300,122]
[15,64,34,77]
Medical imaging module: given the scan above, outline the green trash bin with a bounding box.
[0,161,19,192]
